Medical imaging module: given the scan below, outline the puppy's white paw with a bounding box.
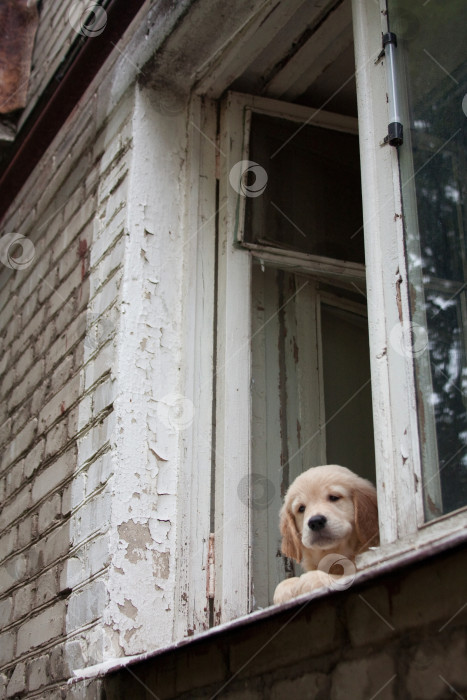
[274,570,331,604]
[273,577,300,604]
[295,570,330,595]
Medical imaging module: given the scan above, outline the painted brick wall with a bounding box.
[22,0,100,125]
[0,70,134,698]
[0,6,192,686]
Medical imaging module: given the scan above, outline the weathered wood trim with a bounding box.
[174,96,218,637]
[215,92,253,622]
[247,244,366,285]
[352,0,420,543]
[236,94,359,133]
[194,0,327,99]
[265,0,353,101]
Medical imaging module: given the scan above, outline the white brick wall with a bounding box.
[0,53,136,700]
[0,0,200,694]
[16,601,66,656]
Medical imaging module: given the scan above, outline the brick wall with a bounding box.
[0,6,192,685]
[0,68,134,697]
[22,0,99,125]
[92,544,467,700]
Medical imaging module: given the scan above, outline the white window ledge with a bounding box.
[71,521,467,685]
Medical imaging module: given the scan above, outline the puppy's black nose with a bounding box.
[308,514,327,531]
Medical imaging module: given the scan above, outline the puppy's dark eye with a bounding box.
[328,495,341,502]
[297,505,305,513]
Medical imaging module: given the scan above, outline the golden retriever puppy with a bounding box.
[273,465,378,604]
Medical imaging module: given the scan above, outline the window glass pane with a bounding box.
[245,113,364,263]
[389,0,467,518]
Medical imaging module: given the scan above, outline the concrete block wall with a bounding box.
[0,62,135,697]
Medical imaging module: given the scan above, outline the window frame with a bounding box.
[385,0,467,521]
[217,72,466,622]
[232,95,366,286]
[218,91,382,619]
[179,0,467,630]
[352,0,466,538]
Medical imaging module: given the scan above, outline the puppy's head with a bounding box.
[279,465,379,567]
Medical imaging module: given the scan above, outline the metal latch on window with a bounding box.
[376,32,404,147]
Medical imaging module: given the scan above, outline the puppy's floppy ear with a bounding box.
[279,502,302,562]
[353,479,379,551]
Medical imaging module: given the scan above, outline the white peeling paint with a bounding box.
[104,84,189,656]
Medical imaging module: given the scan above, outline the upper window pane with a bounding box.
[244,113,364,263]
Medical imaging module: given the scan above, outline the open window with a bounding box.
[181,0,467,631]
[232,101,376,608]
[216,93,376,611]
[251,267,375,607]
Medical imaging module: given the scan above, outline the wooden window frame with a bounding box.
[215,57,467,622]
[217,92,377,620]
[352,0,466,543]
[177,0,467,632]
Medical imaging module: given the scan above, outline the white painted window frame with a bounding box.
[352,0,465,544]
[217,92,377,620]
[215,2,466,625]
[178,0,467,630]
[173,95,219,637]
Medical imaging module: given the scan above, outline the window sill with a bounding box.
[71,522,467,686]
[357,507,467,570]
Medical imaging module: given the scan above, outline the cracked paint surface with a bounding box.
[103,85,188,656]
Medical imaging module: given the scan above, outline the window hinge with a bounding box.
[206,533,215,599]
[376,32,404,147]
